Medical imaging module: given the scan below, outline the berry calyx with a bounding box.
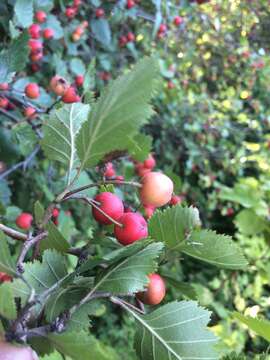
[16,213,33,230]
[173,16,183,26]
[25,83,40,99]
[0,340,39,360]
[137,273,166,305]
[92,192,124,225]
[28,24,41,39]
[140,172,174,207]
[43,28,54,39]
[143,154,156,169]
[114,212,148,246]
[61,86,80,103]
[50,75,69,96]
[95,8,105,18]
[35,10,47,23]
[75,75,84,87]
[170,195,182,206]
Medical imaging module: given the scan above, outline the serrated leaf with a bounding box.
[41,352,63,360]
[41,103,90,184]
[182,230,248,269]
[93,242,163,295]
[0,283,17,319]
[76,57,158,170]
[162,275,197,300]
[90,19,111,48]
[0,231,16,276]
[40,222,70,253]
[233,312,270,342]
[83,58,96,93]
[0,32,29,83]
[129,300,218,360]
[148,205,199,248]
[14,0,33,28]
[48,330,119,360]
[126,133,153,162]
[234,209,267,236]
[12,122,36,156]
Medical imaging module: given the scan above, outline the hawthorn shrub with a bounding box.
[0,1,269,359]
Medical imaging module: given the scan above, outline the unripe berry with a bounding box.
[0,83,9,90]
[28,24,41,39]
[114,212,148,246]
[61,86,80,103]
[24,106,36,119]
[127,32,135,42]
[0,97,8,109]
[92,192,124,225]
[140,172,174,207]
[35,10,47,23]
[16,213,33,230]
[0,272,12,282]
[137,273,166,305]
[173,15,183,26]
[75,75,84,87]
[95,8,105,18]
[72,32,81,42]
[170,195,182,206]
[74,26,84,36]
[126,0,135,9]
[25,83,40,99]
[65,7,77,18]
[43,28,54,39]
[0,340,39,360]
[50,76,69,96]
[143,154,156,169]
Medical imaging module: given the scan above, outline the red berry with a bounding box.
[65,7,77,18]
[50,75,69,96]
[75,75,84,87]
[173,16,183,26]
[170,195,182,206]
[143,154,156,169]
[135,163,151,177]
[52,208,60,218]
[0,340,38,360]
[30,52,43,62]
[92,192,124,225]
[28,24,41,39]
[115,175,124,183]
[137,274,166,305]
[126,0,135,9]
[114,212,148,246]
[28,39,43,53]
[227,207,234,216]
[61,86,80,103]
[158,23,167,33]
[0,97,8,108]
[0,83,9,90]
[119,35,128,47]
[127,32,135,42]
[0,272,12,282]
[104,162,116,178]
[43,28,54,39]
[73,0,82,6]
[167,80,175,89]
[140,172,174,207]
[95,8,105,18]
[35,10,47,23]
[144,205,155,219]
[16,213,33,230]
[24,106,36,119]
[25,83,40,99]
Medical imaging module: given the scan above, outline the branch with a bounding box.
[110,296,145,315]
[0,224,27,241]
[0,108,20,123]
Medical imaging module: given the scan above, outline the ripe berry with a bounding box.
[30,52,43,62]
[24,106,36,119]
[28,24,41,39]
[52,208,60,218]
[61,86,80,103]
[0,97,8,108]
[95,8,105,18]
[0,272,12,282]
[75,75,84,87]
[114,212,148,246]
[92,192,124,225]
[65,7,77,18]
[0,83,9,90]
[158,23,167,34]
[43,28,54,39]
[35,10,47,23]
[170,195,182,206]
[126,0,135,9]
[143,154,156,170]
[119,35,128,47]
[144,205,155,219]
[16,213,33,230]
[25,83,40,99]
[137,273,166,305]
[135,163,150,177]
[28,39,43,53]
[167,80,175,89]
[50,74,66,95]
[173,16,183,26]
[73,0,82,5]
[140,172,174,207]
[127,32,135,42]
[104,162,116,178]
[0,340,38,360]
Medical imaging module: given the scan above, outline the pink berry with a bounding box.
[43,28,54,39]
[28,24,41,39]
[140,172,174,207]
[143,154,156,170]
[137,274,166,305]
[114,212,148,246]
[170,195,182,206]
[35,10,47,23]
[126,0,135,9]
[75,75,84,87]
[173,16,183,26]
[92,192,124,225]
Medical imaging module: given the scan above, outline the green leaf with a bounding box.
[34,201,45,226]
[40,222,70,253]
[45,15,63,40]
[234,209,267,235]
[233,312,270,342]
[130,300,218,360]
[0,32,29,83]
[41,352,63,360]
[76,57,158,170]
[83,58,96,93]
[41,103,90,184]
[126,133,153,162]
[0,283,17,319]
[12,123,36,156]
[0,231,16,276]
[14,0,33,28]
[162,275,197,300]
[182,230,248,269]
[148,205,200,248]
[70,58,86,76]
[48,330,119,360]
[93,242,163,295]
[90,19,111,48]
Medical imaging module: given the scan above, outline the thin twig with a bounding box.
[110,296,145,315]
[0,224,27,241]
[0,108,19,123]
